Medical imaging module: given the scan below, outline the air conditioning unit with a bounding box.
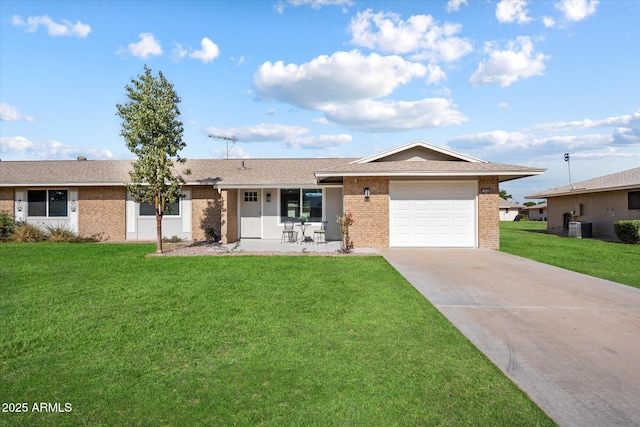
[568,221,592,238]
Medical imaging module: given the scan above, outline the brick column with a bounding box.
[221,189,238,244]
[343,177,389,248]
[191,186,221,241]
[478,176,500,249]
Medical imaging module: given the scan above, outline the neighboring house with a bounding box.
[0,140,544,249]
[522,202,547,221]
[526,167,640,240]
[499,198,521,221]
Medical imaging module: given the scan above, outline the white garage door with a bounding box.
[390,181,476,247]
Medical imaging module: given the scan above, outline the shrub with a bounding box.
[337,212,355,253]
[45,225,79,242]
[162,235,183,243]
[0,210,17,241]
[613,220,640,244]
[205,227,219,243]
[11,223,48,242]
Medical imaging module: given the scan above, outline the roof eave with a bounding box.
[526,183,640,199]
[315,170,544,180]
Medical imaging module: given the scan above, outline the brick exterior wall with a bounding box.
[0,188,13,216]
[221,189,238,244]
[191,186,221,241]
[478,176,500,249]
[343,176,389,248]
[79,187,126,241]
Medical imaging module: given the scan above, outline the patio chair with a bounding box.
[313,221,328,244]
[281,220,297,243]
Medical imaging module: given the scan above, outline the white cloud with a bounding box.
[232,56,246,66]
[254,50,427,109]
[0,103,34,122]
[348,9,472,63]
[121,33,163,58]
[555,0,598,22]
[210,146,250,159]
[275,0,353,13]
[207,123,308,142]
[189,38,220,63]
[172,42,188,60]
[533,111,640,131]
[447,111,640,163]
[254,50,466,132]
[542,16,556,28]
[446,0,468,13]
[449,130,614,154]
[206,123,352,150]
[0,136,113,160]
[11,15,91,37]
[323,98,468,132]
[498,102,510,108]
[469,36,549,87]
[495,0,532,24]
[285,134,352,150]
[425,64,447,85]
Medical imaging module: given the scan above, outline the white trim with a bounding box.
[352,140,486,164]
[14,190,25,222]
[182,188,192,234]
[69,188,79,233]
[316,171,544,178]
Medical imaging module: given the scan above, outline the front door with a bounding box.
[240,189,261,238]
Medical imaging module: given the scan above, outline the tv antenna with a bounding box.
[209,134,238,159]
[564,152,575,189]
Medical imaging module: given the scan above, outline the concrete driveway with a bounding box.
[380,248,640,427]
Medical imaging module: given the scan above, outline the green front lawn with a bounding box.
[500,221,640,288]
[0,243,554,426]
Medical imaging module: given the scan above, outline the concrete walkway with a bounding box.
[380,248,640,427]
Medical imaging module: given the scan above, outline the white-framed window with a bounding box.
[280,188,322,222]
[27,189,68,217]
[139,200,180,216]
[244,191,258,202]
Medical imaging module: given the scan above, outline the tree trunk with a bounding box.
[156,213,163,253]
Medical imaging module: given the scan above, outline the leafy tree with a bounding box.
[523,201,537,207]
[116,66,190,253]
[498,189,512,200]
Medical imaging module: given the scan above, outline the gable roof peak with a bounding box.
[352,140,486,164]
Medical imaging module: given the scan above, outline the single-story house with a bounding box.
[0,140,544,249]
[522,202,547,221]
[526,167,640,240]
[499,197,522,221]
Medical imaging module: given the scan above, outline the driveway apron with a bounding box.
[380,248,640,427]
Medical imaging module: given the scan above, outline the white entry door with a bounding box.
[240,189,261,238]
[390,181,476,247]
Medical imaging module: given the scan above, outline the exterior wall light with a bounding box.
[16,199,23,212]
[364,187,370,201]
[266,193,271,203]
[481,187,492,194]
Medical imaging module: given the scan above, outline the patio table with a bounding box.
[297,222,312,243]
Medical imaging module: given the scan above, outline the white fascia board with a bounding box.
[215,183,321,189]
[315,170,544,179]
[525,184,640,199]
[0,182,127,187]
[351,140,487,164]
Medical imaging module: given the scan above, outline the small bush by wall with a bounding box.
[0,210,17,241]
[613,220,640,244]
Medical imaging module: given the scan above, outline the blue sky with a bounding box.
[1,0,638,202]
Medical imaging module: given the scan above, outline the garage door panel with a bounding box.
[390,181,476,247]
